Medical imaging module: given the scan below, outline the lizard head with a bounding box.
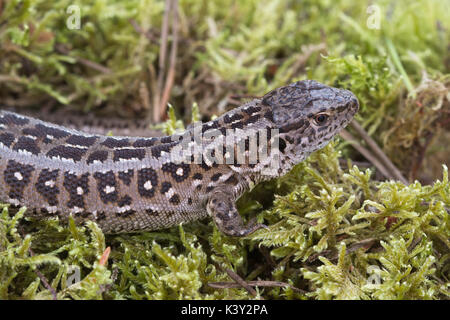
[261,80,359,168]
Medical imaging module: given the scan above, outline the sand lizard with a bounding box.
[0,80,359,236]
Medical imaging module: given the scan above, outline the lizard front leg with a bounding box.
[206,189,266,237]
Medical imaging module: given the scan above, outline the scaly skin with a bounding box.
[0,80,359,236]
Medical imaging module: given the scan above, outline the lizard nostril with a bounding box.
[347,97,359,111]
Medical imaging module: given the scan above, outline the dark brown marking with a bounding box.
[118,209,136,217]
[80,211,91,218]
[38,207,60,217]
[224,113,244,124]
[279,138,287,153]
[137,167,158,198]
[66,135,98,147]
[133,138,158,148]
[160,136,173,144]
[279,119,307,133]
[118,195,132,207]
[243,114,260,126]
[113,148,146,161]
[117,195,136,217]
[263,110,274,122]
[160,181,172,194]
[230,121,244,129]
[169,194,180,205]
[47,145,88,162]
[200,151,219,170]
[97,211,107,220]
[35,124,70,139]
[93,171,119,204]
[225,175,238,185]
[118,170,134,186]
[3,160,34,201]
[161,163,190,182]
[0,113,29,126]
[337,105,346,113]
[193,173,203,180]
[242,105,261,115]
[63,172,89,209]
[145,208,158,215]
[22,127,43,139]
[202,120,220,134]
[0,132,14,147]
[13,136,40,155]
[101,137,130,148]
[87,150,109,164]
[284,135,294,144]
[151,143,175,158]
[35,169,60,206]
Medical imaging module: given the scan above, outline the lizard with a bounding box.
[0,80,359,237]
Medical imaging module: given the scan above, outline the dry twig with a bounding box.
[223,267,259,298]
[350,121,408,184]
[129,19,160,43]
[55,44,112,74]
[208,280,306,294]
[153,0,172,122]
[16,226,58,300]
[158,0,179,121]
[341,127,398,182]
[28,246,58,300]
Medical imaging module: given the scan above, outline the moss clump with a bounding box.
[249,141,449,300]
[0,0,449,299]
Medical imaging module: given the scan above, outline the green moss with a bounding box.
[252,141,448,299]
[0,0,448,299]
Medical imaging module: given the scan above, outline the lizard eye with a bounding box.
[314,113,329,126]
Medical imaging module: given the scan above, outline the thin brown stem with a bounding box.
[340,129,393,180]
[208,280,306,294]
[154,0,172,122]
[159,0,179,121]
[410,131,434,181]
[350,121,408,184]
[55,45,111,74]
[129,19,160,43]
[28,246,58,300]
[224,267,259,298]
[213,264,261,298]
